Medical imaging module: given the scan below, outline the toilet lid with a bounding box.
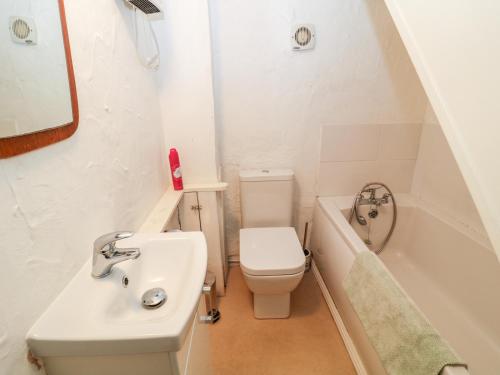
[240,227,305,276]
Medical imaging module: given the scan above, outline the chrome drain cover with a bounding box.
[142,288,167,309]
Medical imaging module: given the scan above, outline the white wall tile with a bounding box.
[411,106,489,243]
[319,159,416,196]
[320,125,380,162]
[377,159,416,192]
[318,122,421,196]
[318,161,379,196]
[379,123,422,160]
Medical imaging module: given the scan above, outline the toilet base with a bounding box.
[253,293,290,319]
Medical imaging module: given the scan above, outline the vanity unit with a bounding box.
[27,232,213,375]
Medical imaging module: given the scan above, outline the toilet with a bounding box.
[239,169,305,319]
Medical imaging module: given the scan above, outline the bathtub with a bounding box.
[310,194,500,375]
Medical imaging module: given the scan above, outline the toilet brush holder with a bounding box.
[303,222,312,272]
[304,248,311,272]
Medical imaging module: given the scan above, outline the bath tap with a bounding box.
[348,182,397,254]
[91,231,140,278]
[357,188,390,207]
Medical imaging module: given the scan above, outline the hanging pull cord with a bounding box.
[132,8,160,70]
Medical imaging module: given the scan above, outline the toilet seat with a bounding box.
[240,227,305,276]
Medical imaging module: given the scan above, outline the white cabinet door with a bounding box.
[171,296,213,375]
[177,192,226,296]
[185,297,213,375]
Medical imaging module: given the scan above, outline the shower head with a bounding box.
[125,0,162,15]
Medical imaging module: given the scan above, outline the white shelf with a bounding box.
[183,182,228,192]
[139,182,228,233]
[139,189,183,233]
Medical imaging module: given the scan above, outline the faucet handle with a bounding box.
[94,231,134,255]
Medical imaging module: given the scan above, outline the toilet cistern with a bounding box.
[91,231,140,278]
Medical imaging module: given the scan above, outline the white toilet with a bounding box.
[239,169,305,319]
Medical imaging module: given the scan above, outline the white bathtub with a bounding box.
[310,194,500,375]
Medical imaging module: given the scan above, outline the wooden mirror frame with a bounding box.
[0,0,78,158]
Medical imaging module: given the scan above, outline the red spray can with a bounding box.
[169,148,183,190]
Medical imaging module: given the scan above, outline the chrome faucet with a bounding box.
[348,182,397,254]
[91,231,140,278]
[357,188,390,207]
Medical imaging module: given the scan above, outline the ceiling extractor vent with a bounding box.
[9,16,37,45]
[291,24,315,51]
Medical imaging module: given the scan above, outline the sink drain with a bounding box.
[142,288,167,309]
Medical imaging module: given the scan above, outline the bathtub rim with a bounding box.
[317,193,493,255]
[317,193,415,256]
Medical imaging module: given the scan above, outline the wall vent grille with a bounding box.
[291,24,315,51]
[128,0,161,14]
[9,16,37,45]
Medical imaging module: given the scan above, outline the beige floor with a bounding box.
[209,266,356,375]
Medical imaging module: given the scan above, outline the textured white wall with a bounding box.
[0,0,72,137]
[0,1,167,374]
[412,106,491,249]
[210,0,427,257]
[154,0,220,185]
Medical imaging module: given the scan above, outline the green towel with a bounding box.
[343,251,467,375]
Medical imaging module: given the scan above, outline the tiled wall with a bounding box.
[318,123,422,196]
[412,106,491,247]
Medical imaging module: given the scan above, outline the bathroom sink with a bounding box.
[27,232,207,357]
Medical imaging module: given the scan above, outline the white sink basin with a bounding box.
[27,232,207,357]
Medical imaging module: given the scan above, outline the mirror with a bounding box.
[0,0,78,158]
